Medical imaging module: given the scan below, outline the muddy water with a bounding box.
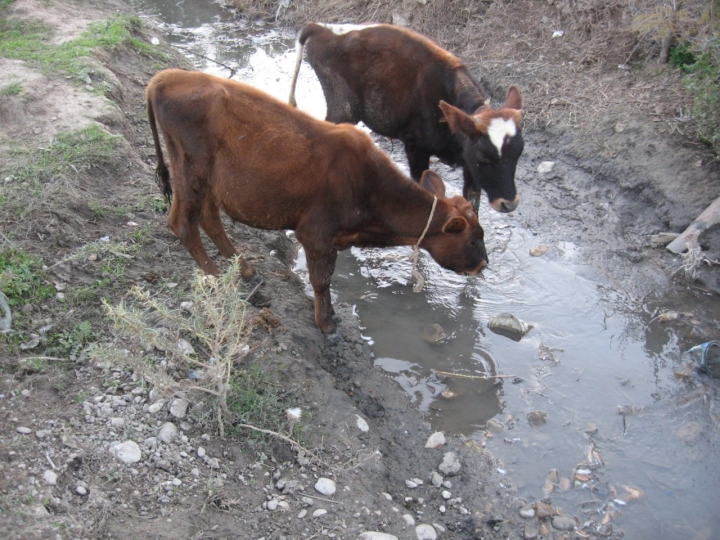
[135,1,720,538]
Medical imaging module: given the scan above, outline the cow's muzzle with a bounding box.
[490,196,520,213]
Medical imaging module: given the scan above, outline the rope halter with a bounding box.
[410,195,438,293]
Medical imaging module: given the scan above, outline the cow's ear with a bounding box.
[442,216,467,234]
[504,86,522,111]
[420,170,446,197]
[439,101,479,137]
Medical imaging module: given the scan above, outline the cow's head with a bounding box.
[440,86,523,213]
[418,171,489,275]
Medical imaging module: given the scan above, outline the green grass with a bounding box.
[48,320,94,358]
[6,124,120,184]
[0,0,15,12]
[0,14,163,83]
[0,81,21,96]
[0,247,54,307]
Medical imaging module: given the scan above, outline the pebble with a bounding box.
[519,504,535,519]
[415,524,437,540]
[170,399,188,419]
[425,432,446,449]
[297,509,307,518]
[267,499,278,511]
[314,478,336,496]
[406,480,419,489]
[110,417,125,428]
[157,422,178,443]
[191,468,199,477]
[403,514,416,526]
[559,477,571,491]
[356,415,369,432]
[197,446,206,458]
[441,490,451,499]
[43,470,57,485]
[16,427,32,434]
[110,440,142,464]
[76,486,88,496]
[524,523,540,540]
[537,161,555,174]
[359,534,398,540]
[437,452,461,476]
[552,515,577,531]
[35,429,52,439]
[312,509,327,518]
[206,458,220,469]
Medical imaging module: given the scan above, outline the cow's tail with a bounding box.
[146,89,172,208]
[288,22,326,107]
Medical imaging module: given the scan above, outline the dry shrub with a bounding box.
[90,257,252,435]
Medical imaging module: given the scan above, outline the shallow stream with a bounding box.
[134,1,720,537]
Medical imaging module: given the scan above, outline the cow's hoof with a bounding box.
[325,332,341,344]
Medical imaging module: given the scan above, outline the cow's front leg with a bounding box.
[304,246,338,335]
[404,143,431,181]
[462,167,482,215]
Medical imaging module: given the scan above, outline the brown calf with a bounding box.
[288,23,524,213]
[146,69,488,335]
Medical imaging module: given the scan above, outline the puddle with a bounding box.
[134,1,720,537]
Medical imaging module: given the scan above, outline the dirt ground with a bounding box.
[0,0,718,540]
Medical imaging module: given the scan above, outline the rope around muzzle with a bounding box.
[411,196,438,293]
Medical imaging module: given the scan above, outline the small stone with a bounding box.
[43,470,57,485]
[170,399,188,419]
[529,245,549,257]
[527,410,547,427]
[147,400,165,414]
[157,422,178,443]
[359,534,398,540]
[406,480,418,489]
[110,441,142,464]
[441,490,451,499]
[35,429,52,439]
[559,477,571,491]
[437,452,461,476]
[552,515,577,531]
[267,499,278,511]
[206,458,220,469]
[16,427,31,434]
[356,415,369,432]
[425,432,446,449]
[314,478,336,496]
[535,501,554,519]
[197,446,206,458]
[403,514,416,526]
[430,471,443,487]
[190,468,200,477]
[415,524,437,540]
[180,301,193,312]
[381,492,392,500]
[539,523,551,536]
[519,504,535,519]
[537,161,555,174]
[76,486,88,496]
[312,508,327,518]
[176,339,194,356]
[297,509,307,518]
[110,417,125,428]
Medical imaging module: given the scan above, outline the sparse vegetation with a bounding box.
[0,15,163,84]
[0,247,54,307]
[0,81,21,95]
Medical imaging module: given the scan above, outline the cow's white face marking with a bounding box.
[320,23,378,35]
[487,117,517,156]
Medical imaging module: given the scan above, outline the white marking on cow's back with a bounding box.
[319,23,379,35]
[487,117,517,156]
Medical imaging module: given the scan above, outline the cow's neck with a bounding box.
[452,69,488,114]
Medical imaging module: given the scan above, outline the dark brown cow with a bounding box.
[288,23,524,213]
[146,69,488,336]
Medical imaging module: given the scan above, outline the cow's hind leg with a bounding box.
[167,192,220,276]
[199,198,256,280]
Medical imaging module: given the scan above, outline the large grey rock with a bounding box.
[110,441,142,464]
[438,452,461,476]
[157,422,178,443]
[170,398,188,419]
[314,477,336,496]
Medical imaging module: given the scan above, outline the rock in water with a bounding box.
[488,313,531,341]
